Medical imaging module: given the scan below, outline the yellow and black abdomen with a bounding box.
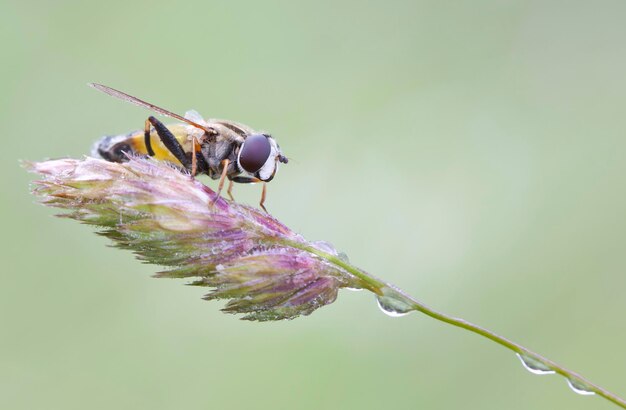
[92,123,193,167]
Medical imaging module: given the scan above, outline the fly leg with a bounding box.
[259,183,268,213]
[227,180,235,201]
[231,177,268,213]
[210,159,230,208]
[146,116,192,170]
[144,119,155,156]
[190,136,200,176]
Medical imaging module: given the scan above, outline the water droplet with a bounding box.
[345,287,363,292]
[375,287,414,317]
[566,378,595,396]
[338,252,350,263]
[516,353,555,375]
[311,240,338,255]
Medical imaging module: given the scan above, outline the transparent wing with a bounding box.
[184,110,209,140]
[184,109,206,125]
[89,83,215,134]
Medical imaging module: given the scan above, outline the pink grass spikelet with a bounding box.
[27,156,367,321]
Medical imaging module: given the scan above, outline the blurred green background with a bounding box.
[2,1,625,409]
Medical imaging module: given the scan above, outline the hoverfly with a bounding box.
[89,83,288,211]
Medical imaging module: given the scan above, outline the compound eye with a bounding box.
[239,134,271,173]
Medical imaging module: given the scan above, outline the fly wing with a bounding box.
[89,83,215,134]
[184,110,206,124]
[184,110,209,141]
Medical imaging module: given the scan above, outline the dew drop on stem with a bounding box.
[566,378,595,396]
[345,287,363,292]
[516,353,555,375]
[375,287,414,317]
[338,252,350,263]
